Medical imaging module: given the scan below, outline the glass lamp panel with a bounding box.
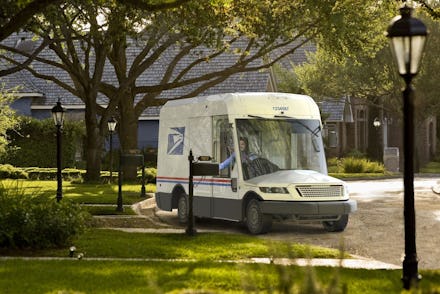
[390,36,410,75]
[52,111,64,126]
[409,35,426,74]
[108,121,116,132]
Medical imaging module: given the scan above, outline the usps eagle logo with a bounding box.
[167,127,185,155]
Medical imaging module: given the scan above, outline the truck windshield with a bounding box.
[236,118,327,180]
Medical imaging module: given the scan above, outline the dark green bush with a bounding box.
[0,182,91,249]
[0,165,157,182]
[22,167,85,181]
[0,164,28,179]
[1,116,85,168]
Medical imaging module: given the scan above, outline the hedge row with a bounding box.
[0,164,157,183]
[1,116,84,168]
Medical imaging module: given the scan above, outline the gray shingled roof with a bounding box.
[320,96,353,122]
[1,32,318,118]
[1,33,271,110]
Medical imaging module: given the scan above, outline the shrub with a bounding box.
[363,160,385,173]
[0,182,91,249]
[342,157,365,173]
[342,157,385,174]
[0,164,28,179]
[326,158,343,173]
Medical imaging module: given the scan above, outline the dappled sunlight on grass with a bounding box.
[0,179,154,204]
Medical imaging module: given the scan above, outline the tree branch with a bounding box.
[117,0,192,11]
[0,37,50,77]
[0,0,63,41]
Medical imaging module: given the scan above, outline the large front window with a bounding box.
[236,118,327,179]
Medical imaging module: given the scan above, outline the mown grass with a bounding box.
[1,259,440,293]
[1,229,343,260]
[0,179,155,205]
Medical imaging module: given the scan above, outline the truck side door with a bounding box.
[212,116,241,220]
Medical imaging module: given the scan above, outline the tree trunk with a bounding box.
[119,99,139,181]
[84,102,104,182]
[85,132,103,182]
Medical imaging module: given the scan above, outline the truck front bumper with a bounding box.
[260,199,357,216]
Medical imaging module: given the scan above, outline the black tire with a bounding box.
[177,193,188,224]
[245,199,272,234]
[322,215,349,232]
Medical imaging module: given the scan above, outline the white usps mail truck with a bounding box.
[156,92,357,234]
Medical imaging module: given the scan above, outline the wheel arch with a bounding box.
[171,184,186,209]
[242,191,263,220]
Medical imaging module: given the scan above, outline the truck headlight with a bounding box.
[343,184,349,197]
[259,187,288,194]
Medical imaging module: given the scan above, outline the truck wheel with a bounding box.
[177,194,188,224]
[246,199,272,234]
[322,215,349,232]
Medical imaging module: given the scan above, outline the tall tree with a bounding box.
[0,0,195,181]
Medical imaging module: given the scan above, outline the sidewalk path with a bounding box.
[0,255,401,270]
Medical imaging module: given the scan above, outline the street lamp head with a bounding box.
[107,116,117,133]
[51,101,65,127]
[373,117,381,128]
[387,4,428,78]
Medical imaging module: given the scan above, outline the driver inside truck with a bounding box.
[219,137,256,170]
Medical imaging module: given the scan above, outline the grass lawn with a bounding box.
[2,179,440,292]
[0,179,155,205]
[1,229,440,293]
[0,229,344,260]
[1,259,440,293]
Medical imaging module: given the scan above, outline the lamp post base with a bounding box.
[402,255,421,290]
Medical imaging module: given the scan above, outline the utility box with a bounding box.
[384,147,399,172]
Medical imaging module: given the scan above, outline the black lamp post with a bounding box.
[51,101,65,202]
[107,117,117,183]
[387,4,427,290]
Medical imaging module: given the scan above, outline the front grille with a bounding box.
[296,185,343,198]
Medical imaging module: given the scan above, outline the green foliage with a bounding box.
[273,63,305,94]
[0,164,28,179]
[0,182,91,249]
[22,167,85,181]
[421,161,440,173]
[343,157,365,173]
[328,157,385,174]
[2,117,85,168]
[0,88,20,157]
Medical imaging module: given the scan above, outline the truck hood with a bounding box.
[245,170,343,186]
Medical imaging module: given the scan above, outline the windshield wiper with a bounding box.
[274,115,320,137]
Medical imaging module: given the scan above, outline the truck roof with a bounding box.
[160,92,320,119]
